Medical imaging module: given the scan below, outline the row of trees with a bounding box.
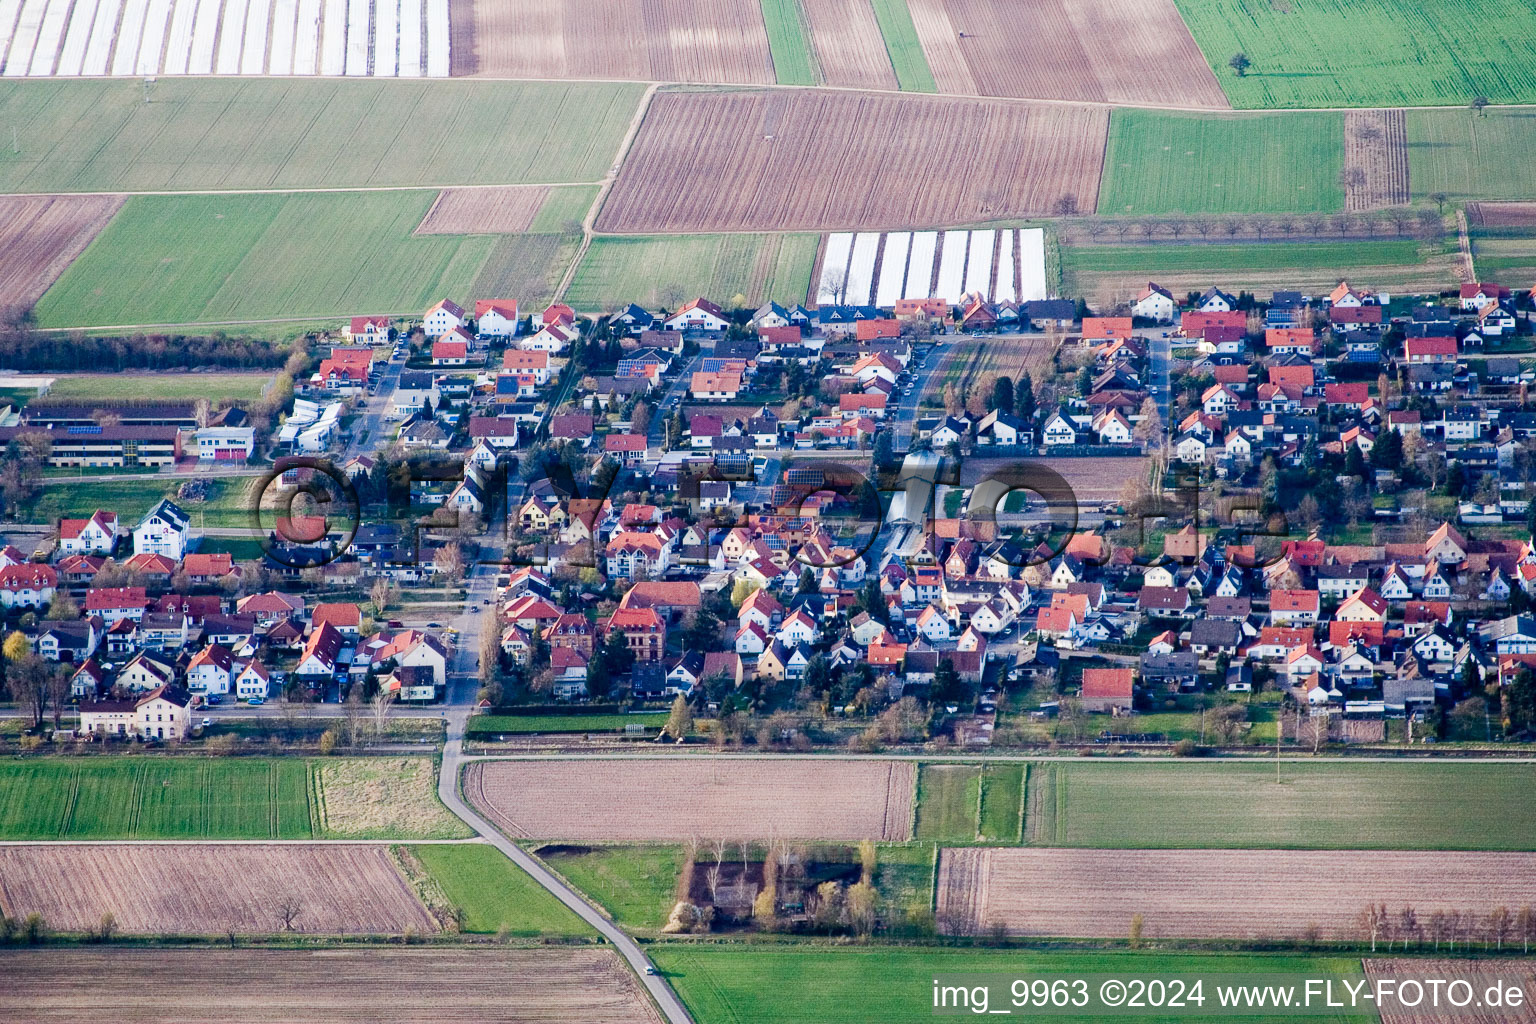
[0,328,287,372]
[1359,903,1536,953]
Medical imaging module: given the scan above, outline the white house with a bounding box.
[1132,282,1176,323]
[185,644,234,697]
[0,564,58,610]
[1041,413,1077,446]
[522,319,579,353]
[133,499,191,561]
[664,298,730,333]
[234,661,272,701]
[59,510,118,556]
[80,684,192,741]
[423,299,466,338]
[475,300,519,338]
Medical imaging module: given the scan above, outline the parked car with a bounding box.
[201,717,212,728]
[247,697,264,706]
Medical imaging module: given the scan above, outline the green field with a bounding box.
[467,713,668,736]
[1098,111,1344,215]
[193,537,268,561]
[977,763,1025,844]
[868,0,937,92]
[35,192,497,328]
[45,373,273,402]
[565,233,818,311]
[760,0,818,86]
[1026,762,1536,849]
[1469,225,1536,277]
[538,844,684,932]
[913,763,979,844]
[1062,239,1434,274]
[0,759,313,839]
[1172,0,1536,109]
[653,947,1370,1024]
[469,233,583,311]
[1407,109,1536,202]
[0,79,642,191]
[29,477,256,526]
[526,186,600,234]
[409,844,593,937]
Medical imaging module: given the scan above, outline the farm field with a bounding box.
[465,758,916,841]
[415,185,553,235]
[1468,224,1536,280]
[469,0,773,83]
[0,195,122,314]
[0,948,664,1024]
[760,0,817,85]
[566,233,819,311]
[314,758,472,839]
[34,191,498,329]
[45,372,274,401]
[0,80,642,192]
[0,843,437,935]
[1024,762,1536,849]
[1407,109,1536,203]
[0,758,462,839]
[653,946,1370,1024]
[867,0,936,91]
[408,843,592,936]
[1060,239,1457,307]
[909,0,1226,108]
[937,847,1536,940]
[470,233,583,312]
[1343,109,1410,211]
[1171,0,1536,108]
[1098,110,1344,215]
[27,477,257,526]
[1368,961,1536,1024]
[977,763,1025,843]
[913,763,979,843]
[802,0,897,90]
[467,712,668,736]
[599,89,1108,233]
[538,843,686,932]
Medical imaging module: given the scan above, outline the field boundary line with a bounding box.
[200,761,211,838]
[127,762,146,837]
[0,183,607,200]
[1014,763,1028,845]
[268,761,279,839]
[0,838,489,846]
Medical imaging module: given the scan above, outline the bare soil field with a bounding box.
[0,195,123,316]
[911,0,1225,106]
[804,0,899,89]
[416,187,552,234]
[0,948,661,1024]
[961,455,1150,503]
[466,759,916,840]
[1469,203,1536,228]
[936,848,1536,940]
[599,90,1107,232]
[1367,961,1536,1024]
[470,0,773,83]
[0,843,436,935]
[1344,110,1410,211]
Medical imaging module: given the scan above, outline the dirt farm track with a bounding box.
[466,759,916,841]
[937,848,1536,940]
[0,948,662,1024]
[0,843,436,935]
[598,89,1107,233]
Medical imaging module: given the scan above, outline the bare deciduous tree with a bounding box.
[274,895,302,932]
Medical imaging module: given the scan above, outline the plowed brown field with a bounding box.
[1344,110,1410,210]
[804,0,898,89]
[0,195,122,315]
[466,759,916,840]
[937,848,1536,940]
[1367,961,1536,1024]
[1469,203,1536,228]
[911,0,1226,106]
[0,843,436,935]
[0,948,662,1024]
[598,89,1108,232]
[470,0,773,83]
[415,186,550,234]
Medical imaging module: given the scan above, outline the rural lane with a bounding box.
[435,711,697,1024]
